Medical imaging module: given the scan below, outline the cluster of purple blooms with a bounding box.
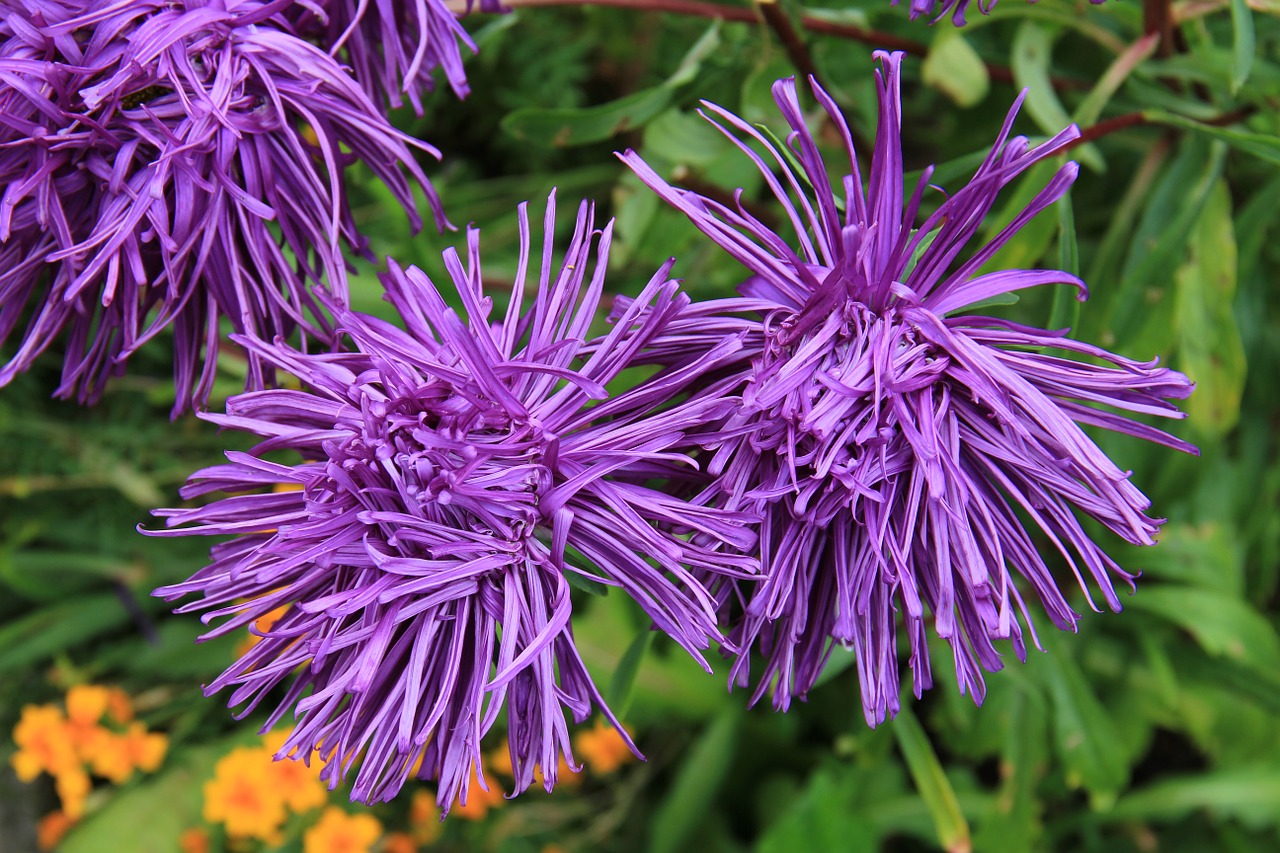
[0,0,473,409]
[1,0,1186,817]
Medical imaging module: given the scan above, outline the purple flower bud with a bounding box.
[0,0,443,411]
[149,193,757,810]
[620,52,1196,725]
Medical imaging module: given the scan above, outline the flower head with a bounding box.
[897,0,1105,26]
[303,807,382,853]
[620,52,1195,724]
[151,193,756,809]
[0,0,441,411]
[289,0,505,112]
[203,746,290,842]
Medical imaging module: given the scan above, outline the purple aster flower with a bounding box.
[149,193,756,809]
[897,0,1105,26]
[289,0,505,112]
[0,0,442,411]
[619,52,1196,725]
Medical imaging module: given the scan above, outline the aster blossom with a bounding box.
[0,0,441,410]
[620,52,1196,725]
[896,0,1105,26]
[150,194,756,809]
[288,0,505,113]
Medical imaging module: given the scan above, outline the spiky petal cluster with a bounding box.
[620,52,1196,725]
[288,0,502,112]
[0,0,441,411]
[896,0,1105,26]
[150,194,756,809]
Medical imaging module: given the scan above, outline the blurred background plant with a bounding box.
[2,0,1278,851]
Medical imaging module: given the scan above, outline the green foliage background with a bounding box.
[2,1,1279,850]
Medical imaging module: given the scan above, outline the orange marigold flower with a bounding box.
[268,757,328,813]
[36,811,75,851]
[178,827,211,853]
[11,705,79,780]
[408,790,441,846]
[92,723,168,782]
[63,686,117,765]
[56,767,92,819]
[451,765,506,822]
[105,689,134,724]
[572,720,636,775]
[262,730,327,813]
[381,832,417,853]
[303,807,382,853]
[203,747,288,841]
[65,686,110,727]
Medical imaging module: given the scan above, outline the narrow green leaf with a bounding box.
[973,687,1048,853]
[1230,0,1256,93]
[923,30,990,108]
[1127,520,1245,595]
[1011,23,1103,171]
[649,706,741,853]
[0,593,134,674]
[1038,651,1128,805]
[1107,137,1225,348]
[1144,110,1280,165]
[665,20,723,88]
[502,87,674,147]
[756,768,878,852]
[1175,179,1246,434]
[606,630,654,719]
[502,21,720,147]
[1129,586,1280,674]
[892,706,971,853]
[1072,32,1159,128]
[1049,188,1081,332]
[0,549,130,601]
[1106,767,1280,828]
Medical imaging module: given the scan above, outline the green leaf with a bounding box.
[1144,110,1280,165]
[1072,32,1159,128]
[60,743,229,853]
[0,549,131,601]
[1049,188,1081,332]
[1230,0,1256,93]
[1106,767,1280,828]
[1037,650,1128,805]
[649,706,741,853]
[1129,521,1245,595]
[973,686,1048,853]
[1011,23,1103,171]
[1106,137,1225,349]
[923,30,990,108]
[502,87,675,148]
[0,593,134,674]
[756,767,878,852]
[1128,586,1280,675]
[1175,179,1246,435]
[892,706,971,853]
[502,21,720,147]
[606,630,654,720]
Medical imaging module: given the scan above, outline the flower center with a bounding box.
[326,393,554,544]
